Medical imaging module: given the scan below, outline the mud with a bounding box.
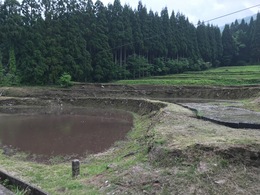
[72,84,260,100]
[0,108,133,159]
[149,143,260,167]
[183,103,260,129]
[0,97,166,116]
[1,84,260,100]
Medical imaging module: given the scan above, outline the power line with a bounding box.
[203,4,260,24]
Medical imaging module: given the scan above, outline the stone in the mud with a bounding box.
[106,163,117,170]
[2,146,15,156]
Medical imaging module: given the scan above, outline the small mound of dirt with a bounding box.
[149,143,260,167]
[215,145,260,167]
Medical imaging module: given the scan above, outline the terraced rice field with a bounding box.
[117,65,260,86]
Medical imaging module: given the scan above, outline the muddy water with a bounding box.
[0,107,133,159]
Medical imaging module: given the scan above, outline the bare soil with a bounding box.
[182,102,260,128]
[1,84,260,100]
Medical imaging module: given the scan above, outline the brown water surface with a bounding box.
[0,107,133,159]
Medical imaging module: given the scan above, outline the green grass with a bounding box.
[116,65,260,86]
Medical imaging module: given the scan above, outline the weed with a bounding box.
[154,138,166,146]
[196,110,204,118]
[219,159,229,168]
[13,187,27,195]
[0,179,28,195]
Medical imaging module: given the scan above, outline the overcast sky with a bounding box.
[97,0,260,26]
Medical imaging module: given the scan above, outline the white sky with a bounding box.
[98,0,260,26]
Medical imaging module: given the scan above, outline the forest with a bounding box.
[0,0,260,85]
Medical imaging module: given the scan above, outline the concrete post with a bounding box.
[72,159,80,178]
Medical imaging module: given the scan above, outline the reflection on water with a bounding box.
[0,107,133,158]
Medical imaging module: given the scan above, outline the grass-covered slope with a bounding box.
[116,65,260,86]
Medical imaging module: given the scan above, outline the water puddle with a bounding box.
[0,107,133,160]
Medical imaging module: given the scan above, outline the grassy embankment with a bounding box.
[116,65,260,86]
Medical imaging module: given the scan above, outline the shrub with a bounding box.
[59,73,72,87]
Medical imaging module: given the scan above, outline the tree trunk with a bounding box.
[120,47,123,67]
[114,51,117,65]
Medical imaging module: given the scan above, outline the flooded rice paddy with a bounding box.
[0,107,133,159]
[182,103,260,129]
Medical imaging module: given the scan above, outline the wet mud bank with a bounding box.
[0,97,166,116]
[73,84,260,100]
[182,103,260,129]
[1,84,260,100]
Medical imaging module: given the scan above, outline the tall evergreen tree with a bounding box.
[161,7,171,58]
[197,22,211,62]
[176,13,190,58]
[107,0,124,67]
[149,11,165,59]
[0,52,4,83]
[214,27,223,66]
[168,11,178,59]
[130,8,143,56]
[222,24,237,66]
[92,0,114,81]
[251,13,260,63]
[137,1,149,57]
[186,21,199,59]
[207,25,217,64]
[121,4,133,77]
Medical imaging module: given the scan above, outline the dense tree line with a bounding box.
[226,14,260,66]
[0,0,259,85]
